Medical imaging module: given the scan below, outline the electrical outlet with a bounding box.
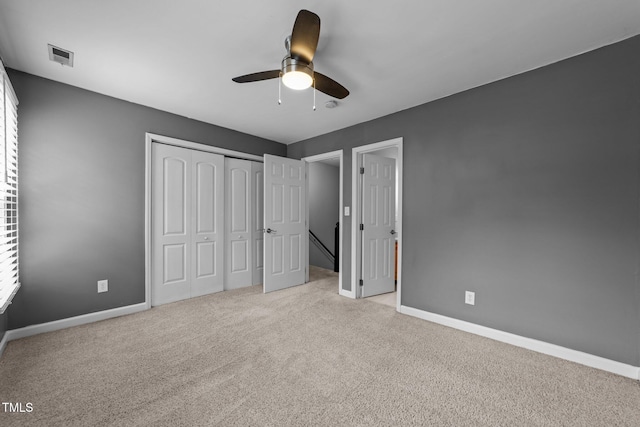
[465,291,475,305]
[97,280,108,293]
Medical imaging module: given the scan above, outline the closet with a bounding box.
[151,143,263,306]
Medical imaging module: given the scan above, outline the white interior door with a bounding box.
[191,150,224,297]
[251,162,264,285]
[263,154,306,293]
[361,153,396,297]
[152,144,191,305]
[225,158,252,290]
[152,144,225,305]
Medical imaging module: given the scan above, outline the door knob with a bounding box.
[266,228,277,234]
[390,229,396,235]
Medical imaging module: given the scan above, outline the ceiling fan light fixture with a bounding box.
[281,56,313,90]
[282,71,313,90]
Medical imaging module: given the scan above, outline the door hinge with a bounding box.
[359,279,364,287]
[360,167,364,174]
[359,224,364,231]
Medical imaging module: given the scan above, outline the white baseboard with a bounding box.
[2,303,148,346]
[400,305,640,380]
[0,330,9,358]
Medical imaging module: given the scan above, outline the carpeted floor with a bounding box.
[1,266,639,426]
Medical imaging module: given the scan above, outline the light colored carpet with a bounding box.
[367,291,397,307]
[1,266,639,426]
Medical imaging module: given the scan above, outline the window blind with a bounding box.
[0,60,19,314]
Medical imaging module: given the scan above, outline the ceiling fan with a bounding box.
[232,9,349,100]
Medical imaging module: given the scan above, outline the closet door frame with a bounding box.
[144,133,263,308]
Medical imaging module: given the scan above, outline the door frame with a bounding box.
[302,150,344,295]
[351,138,403,310]
[145,132,263,308]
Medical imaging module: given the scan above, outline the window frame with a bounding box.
[0,60,19,315]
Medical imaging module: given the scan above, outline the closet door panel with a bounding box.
[191,150,225,297]
[252,162,264,285]
[152,144,191,305]
[225,158,252,289]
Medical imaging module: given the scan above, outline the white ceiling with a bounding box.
[0,1,639,145]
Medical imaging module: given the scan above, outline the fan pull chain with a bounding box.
[278,77,282,105]
[313,79,316,111]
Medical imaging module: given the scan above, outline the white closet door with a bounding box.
[225,158,253,290]
[152,144,192,305]
[191,150,225,297]
[152,143,224,305]
[251,162,264,285]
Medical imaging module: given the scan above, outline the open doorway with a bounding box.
[351,138,403,311]
[303,150,343,294]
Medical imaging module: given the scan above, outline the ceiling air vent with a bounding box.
[48,44,74,67]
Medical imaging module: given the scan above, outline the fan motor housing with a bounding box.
[281,56,314,79]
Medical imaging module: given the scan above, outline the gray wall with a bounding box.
[287,35,640,366]
[8,70,285,330]
[308,162,339,270]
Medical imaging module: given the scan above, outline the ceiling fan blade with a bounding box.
[290,9,320,63]
[232,70,281,83]
[314,72,349,99]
